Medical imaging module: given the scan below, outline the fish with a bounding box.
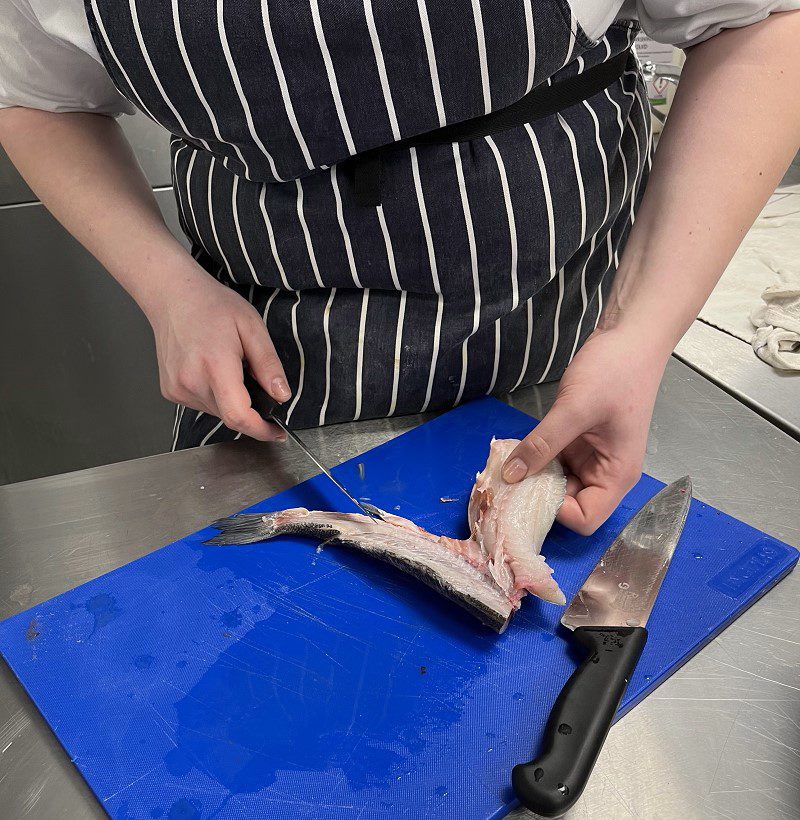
[208,507,517,631]
[206,438,566,632]
[468,439,567,607]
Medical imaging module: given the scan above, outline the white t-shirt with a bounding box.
[1,0,797,114]
[0,0,135,114]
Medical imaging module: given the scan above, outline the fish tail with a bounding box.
[205,513,281,545]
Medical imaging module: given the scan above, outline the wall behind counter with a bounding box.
[0,113,185,484]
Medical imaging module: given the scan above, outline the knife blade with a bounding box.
[512,476,692,818]
[243,372,386,522]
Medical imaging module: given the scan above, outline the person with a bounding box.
[1,1,798,535]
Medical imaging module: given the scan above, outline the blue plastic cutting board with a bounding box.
[0,398,796,820]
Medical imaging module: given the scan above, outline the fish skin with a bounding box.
[206,440,566,630]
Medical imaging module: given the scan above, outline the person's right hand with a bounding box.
[145,262,291,441]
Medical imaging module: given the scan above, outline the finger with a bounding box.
[189,401,217,418]
[178,396,219,419]
[240,318,291,404]
[502,401,589,483]
[209,359,287,442]
[564,473,584,498]
[556,485,623,536]
[560,439,593,475]
[167,390,216,417]
[204,395,286,442]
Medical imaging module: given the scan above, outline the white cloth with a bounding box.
[750,270,800,370]
[1,0,799,114]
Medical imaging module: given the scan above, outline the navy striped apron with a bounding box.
[84,0,651,448]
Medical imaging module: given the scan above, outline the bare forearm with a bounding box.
[0,108,197,314]
[601,11,800,353]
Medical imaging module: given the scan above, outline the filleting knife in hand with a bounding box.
[512,476,693,818]
[243,372,385,522]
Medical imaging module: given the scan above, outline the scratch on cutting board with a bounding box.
[101,763,162,803]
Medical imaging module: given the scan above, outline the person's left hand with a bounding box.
[501,327,668,535]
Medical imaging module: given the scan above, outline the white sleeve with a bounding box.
[628,0,800,48]
[0,0,136,114]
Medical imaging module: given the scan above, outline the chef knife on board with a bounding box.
[512,476,692,817]
[243,371,386,522]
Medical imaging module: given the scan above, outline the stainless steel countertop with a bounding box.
[675,320,800,438]
[0,358,797,820]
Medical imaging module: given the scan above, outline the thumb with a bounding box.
[240,318,291,404]
[502,401,587,483]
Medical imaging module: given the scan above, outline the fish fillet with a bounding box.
[469,439,567,607]
[206,439,566,632]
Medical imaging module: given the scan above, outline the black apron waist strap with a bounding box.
[349,48,633,207]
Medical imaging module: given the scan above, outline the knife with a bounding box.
[512,476,692,818]
[243,371,386,522]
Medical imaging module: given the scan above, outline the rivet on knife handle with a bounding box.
[512,626,648,818]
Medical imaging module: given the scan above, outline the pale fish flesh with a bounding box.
[206,439,566,632]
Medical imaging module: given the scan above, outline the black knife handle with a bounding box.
[512,626,648,818]
[243,371,279,421]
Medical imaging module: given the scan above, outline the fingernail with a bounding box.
[271,377,292,402]
[503,458,527,484]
